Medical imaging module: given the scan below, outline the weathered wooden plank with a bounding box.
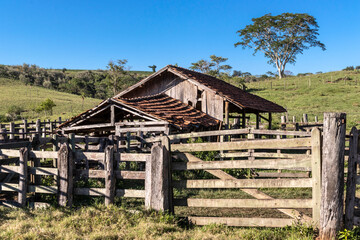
[173,178,312,189]
[188,217,297,228]
[172,158,311,171]
[104,146,115,205]
[116,126,167,134]
[18,148,28,207]
[115,153,150,162]
[171,137,312,152]
[311,128,322,226]
[31,150,58,159]
[0,141,30,149]
[174,198,313,209]
[58,143,73,207]
[116,189,145,198]
[116,121,168,127]
[29,167,58,176]
[251,129,311,137]
[145,137,172,211]
[320,113,346,240]
[75,170,145,179]
[29,185,57,194]
[0,165,19,173]
[74,188,145,198]
[345,127,358,230]
[256,172,309,178]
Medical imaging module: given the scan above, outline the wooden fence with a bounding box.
[0,113,353,238]
[0,118,64,140]
[0,136,155,207]
[345,126,360,229]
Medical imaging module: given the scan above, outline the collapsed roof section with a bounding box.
[114,94,219,130]
[59,94,219,133]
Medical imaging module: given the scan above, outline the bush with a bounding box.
[356,66,360,70]
[343,66,354,71]
[6,105,25,121]
[35,98,56,116]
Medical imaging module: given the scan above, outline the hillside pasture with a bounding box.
[0,78,100,121]
[246,70,360,129]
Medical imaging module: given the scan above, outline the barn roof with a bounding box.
[116,65,286,113]
[59,94,220,131]
[113,94,220,130]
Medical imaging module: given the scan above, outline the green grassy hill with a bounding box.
[246,70,360,128]
[0,77,101,122]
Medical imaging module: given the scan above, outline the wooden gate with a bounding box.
[169,128,322,227]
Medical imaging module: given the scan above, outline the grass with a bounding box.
[0,77,101,122]
[246,70,360,129]
[0,205,317,240]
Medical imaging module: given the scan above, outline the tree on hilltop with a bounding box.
[190,55,232,77]
[235,13,326,79]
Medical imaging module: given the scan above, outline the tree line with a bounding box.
[0,63,149,99]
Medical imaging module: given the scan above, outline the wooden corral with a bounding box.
[0,112,356,239]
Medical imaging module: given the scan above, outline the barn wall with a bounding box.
[165,80,198,107]
[202,91,224,121]
[122,74,183,98]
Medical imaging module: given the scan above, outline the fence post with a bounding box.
[145,136,172,212]
[345,127,358,229]
[36,119,41,135]
[23,119,27,139]
[104,146,115,205]
[303,114,308,123]
[9,122,15,140]
[58,143,73,207]
[18,147,29,207]
[311,128,321,226]
[320,112,346,239]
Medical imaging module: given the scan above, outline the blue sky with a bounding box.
[0,0,359,75]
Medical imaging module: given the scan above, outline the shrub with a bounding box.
[35,98,56,116]
[343,66,354,71]
[356,66,360,70]
[6,105,25,121]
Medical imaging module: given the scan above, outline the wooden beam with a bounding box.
[110,105,115,126]
[172,158,311,171]
[171,137,312,152]
[188,217,300,228]
[173,178,312,189]
[174,198,313,209]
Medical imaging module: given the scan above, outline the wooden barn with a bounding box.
[59,65,286,136]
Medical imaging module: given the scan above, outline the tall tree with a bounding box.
[235,13,326,79]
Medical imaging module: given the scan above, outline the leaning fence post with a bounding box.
[145,136,172,212]
[18,147,29,207]
[320,112,346,240]
[104,146,115,205]
[58,143,73,207]
[345,127,358,229]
